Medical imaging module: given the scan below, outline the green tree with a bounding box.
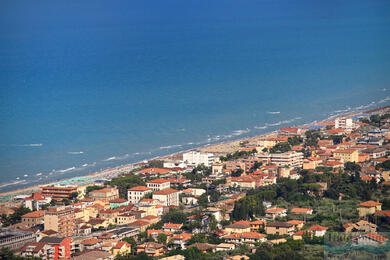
[162,208,187,224]
[157,233,168,245]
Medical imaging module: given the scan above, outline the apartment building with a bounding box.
[258,151,304,168]
[128,185,152,204]
[152,188,179,206]
[40,185,78,200]
[147,179,170,191]
[183,151,215,167]
[333,149,359,163]
[44,206,75,237]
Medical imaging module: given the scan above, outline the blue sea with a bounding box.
[0,0,390,192]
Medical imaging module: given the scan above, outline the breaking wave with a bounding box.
[267,111,280,114]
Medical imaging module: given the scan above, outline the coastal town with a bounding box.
[1,107,390,260]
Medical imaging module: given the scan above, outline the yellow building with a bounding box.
[333,149,359,163]
[99,209,119,225]
[358,201,382,217]
[265,222,294,236]
[138,204,157,216]
[225,221,251,234]
[112,241,131,256]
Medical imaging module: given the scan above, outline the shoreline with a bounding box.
[1,104,389,200]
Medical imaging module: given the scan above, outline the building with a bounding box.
[147,179,171,191]
[112,241,131,256]
[136,242,165,257]
[127,186,152,204]
[265,208,287,219]
[41,185,78,200]
[290,208,313,215]
[39,237,72,260]
[230,177,256,189]
[225,222,251,234]
[307,225,328,237]
[162,223,183,233]
[183,151,215,167]
[44,206,75,237]
[21,210,45,227]
[265,222,294,236]
[89,187,119,201]
[357,233,388,246]
[333,149,359,163]
[358,201,382,217]
[258,151,304,168]
[152,188,179,206]
[335,118,354,131]
[23,192,52,211]
[20,242,50,259]
[0,228,36,250]
[109,198,129,209]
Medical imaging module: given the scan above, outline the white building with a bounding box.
[146,179,170,191]
[183,151,215,167]
[258,151,304,168]
[127,186,152,204]
[152,188,180,206]
[335,117,354,131]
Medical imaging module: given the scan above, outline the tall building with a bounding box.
[44,206,75,237]
[183,151,215,167]
[335,117,354,131]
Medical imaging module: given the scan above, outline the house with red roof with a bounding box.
[358,200,382,217]
[112,241,131,256]
[23,192,51,211]
[162,223,183,233]
[171,233,193,249]
[290,208,313,215]
[265,208,287,219]
[307,225,328,237]
[358,233,388,246]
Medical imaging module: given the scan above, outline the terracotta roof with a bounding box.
[109,198,127,203]
[82,238,102,245]
[24,192,46,201]
[266,208,286,213]
[334,149,357,154]
[21,242,46,253]
[363,233,388,242]
[41,230,57,235]
[242,232,266,238]
[172,233,192,240]
[188,243,215,251]
[147,178,170,184]
[153,188,179,195]
[163,223,183,228]
[308,225,328,231]
[250,220,266,225]
[376,210,390,217]
[288,220,304,225]
[81,198,94,202]
[290,208,312,214]
[130,220,150,227]
[113,241,130,249]
[128,186,151,191]
[359,200,382,207]
[139,168,171,174]
[22,210,44,218]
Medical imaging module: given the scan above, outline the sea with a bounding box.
[0,0,390,192]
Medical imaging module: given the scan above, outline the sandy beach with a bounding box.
[1,105,388,201]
